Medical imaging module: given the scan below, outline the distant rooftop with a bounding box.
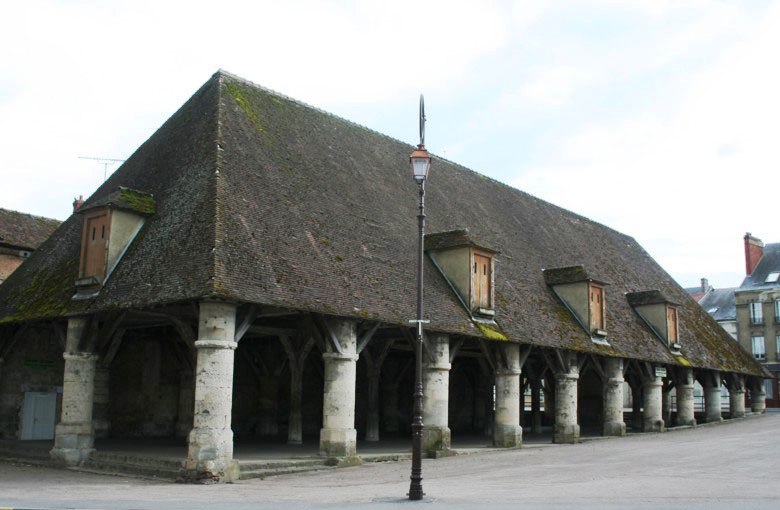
[698,287,737,322]
[0,208,61,251]
[740,243,780,291]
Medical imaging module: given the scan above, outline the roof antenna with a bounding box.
[419,95,426,147]
[78,156,126,181]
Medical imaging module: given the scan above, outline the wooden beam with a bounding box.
[313,314,343,355]
[518,345,532,369]
[589,355,605,381]
[247,325,298,337]
[102,328,127,367]
[449,337,465,363]
[357,322,380,354]
[235,305,260,343]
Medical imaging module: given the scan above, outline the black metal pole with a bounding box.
[409,179,426,501]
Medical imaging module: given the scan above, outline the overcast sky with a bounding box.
[1,1,778,289]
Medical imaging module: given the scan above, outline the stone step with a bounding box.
[79,457,183,481]
[239,460,334,480]
[0,441,53,461]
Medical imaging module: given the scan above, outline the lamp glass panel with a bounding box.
[412,158,429,179]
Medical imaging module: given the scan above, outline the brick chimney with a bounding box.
[700,278,710,293]
[744,232,764,275]
[72,195,84,212]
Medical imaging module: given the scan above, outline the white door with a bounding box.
[20,391,57,440]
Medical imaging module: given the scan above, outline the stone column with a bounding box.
[51,317,98,465]
[319,319,359,463]
[704,372,723,423]
[423,333,451,457]
[494,344,522,448]
[729,375,746,419]
[530,377,542,434]
[602,357,625,436]
[750,380,766,413]
[183,302,239,483]
[676,368,696,427]
[642,375,664,432]
[553,361,579,444]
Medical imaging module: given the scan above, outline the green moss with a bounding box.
[226,82,266,135]
[320,238,330,246]
[674,354,692,367]
[475,322,510,341]
[119,189,155,215]
[0,257,87,324]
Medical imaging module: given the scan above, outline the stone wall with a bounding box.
[0,326,63,438]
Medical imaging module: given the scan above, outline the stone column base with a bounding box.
[676,417,696,427]
[553,423,580,444]
[643,419,664,433]
[319,427,358,461]
[493,424,522,448]
[180,459,240,484]
[603,420,626,437]
[184,427,238,483]
[423,425,452,457]
[50,423,94,465]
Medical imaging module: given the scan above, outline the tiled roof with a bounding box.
[739,243,780,291]
[0,208,60,251]
[0,71,763,376]
[697,288,737,322]
[626,290,679,307]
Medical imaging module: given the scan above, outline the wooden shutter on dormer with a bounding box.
[589,284,605,331]
[81,212,110,282]
[474,253,491,309]
[667,306,678,343]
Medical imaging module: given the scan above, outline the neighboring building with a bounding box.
[686,279,737,340]
[0,208,60,284]
[684,278,713,303]
[0,71,766,482]
[736,233,780,407]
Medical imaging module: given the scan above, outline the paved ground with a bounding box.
[1,414,778,510]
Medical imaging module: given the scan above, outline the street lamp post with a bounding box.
[408,95,431,501]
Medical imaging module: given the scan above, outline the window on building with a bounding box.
[765,271,780,283]
[752,336,765,360]
[749,302,763,325]
[777,336,780,361]
[589,283,606,333]
[775,300,780,323]
[766,379,774,400]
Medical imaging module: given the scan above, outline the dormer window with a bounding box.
[473,251,493,312]
[425,229,497,318]
[543,265,609,341]
[666,305,679,345]
[74,187,154,297]
[627,290,682,352]
[589,283,606,334]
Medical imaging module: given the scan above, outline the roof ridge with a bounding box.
[0,207,61,223]
[208,72,228,295]
[213,70,636,245]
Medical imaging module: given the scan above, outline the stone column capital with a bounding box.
[194,340,238,351]
[322,352,359,362]
[424,362,452,372]
[63,352,100,362]
[495,368,522,377]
